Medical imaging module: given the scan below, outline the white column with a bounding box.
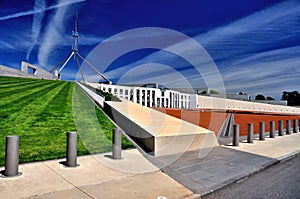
[139,89,142,105]
[174,93,176,108]
[149,90,153,107]
[133,88,137,103]
[179,94,182,109]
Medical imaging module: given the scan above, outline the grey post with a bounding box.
[293,119,298,133]
[247,123,253,143]
[4,135,20,177]
[66,132,78,167]
[278,120,284,136]
[270,121,275,138]
[286,120,291,135]
[232,124,239,146]
[112,128,122,159]
[259,122,265,141]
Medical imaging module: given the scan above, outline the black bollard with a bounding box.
[293,119,298,133]
[112,128,122,159]
[66,132,79,167]
[278,120,284,136]
[247,123,253,143]
[232,124,239,146]
[270,121,275,138]
[286,120,291,135]
[259,122,265,141]
[4,136,21,177]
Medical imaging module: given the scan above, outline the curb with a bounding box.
[277,150,300,162]
[200,150,300,198]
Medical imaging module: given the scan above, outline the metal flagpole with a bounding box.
[50,13,110,84]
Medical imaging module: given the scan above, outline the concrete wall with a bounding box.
[197,95,300,114]
[103,99,218,157]
[77,82,105,108]
[210,94,250,101]
[253,100,287,106]
[21,62,56,80]
[0,62,56,80]
[0,65,36,78]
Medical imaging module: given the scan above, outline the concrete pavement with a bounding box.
[224,132,300,160]
[203,155,300,199]
[1,133,300,198]
[158,132,300,196]
[0,149,198,199]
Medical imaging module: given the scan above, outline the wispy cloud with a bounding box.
[26,0,46,61]
[0,33,31,52]
[101,0,300,99]
[37,0,88,68]
[79,34,106,46]
[196,0,300,98]
[37,0,69,68]
[221,45,300,97]
[195,0,300,65]
[0,0,86,21]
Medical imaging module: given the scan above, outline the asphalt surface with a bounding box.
[203,155,300,199]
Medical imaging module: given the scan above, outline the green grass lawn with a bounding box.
[0,76,132,166]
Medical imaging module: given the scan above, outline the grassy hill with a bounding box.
[0,76,132,166]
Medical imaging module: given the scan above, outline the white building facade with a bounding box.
[86,82,191,109]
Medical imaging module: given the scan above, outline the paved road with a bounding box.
[203,155,300,199]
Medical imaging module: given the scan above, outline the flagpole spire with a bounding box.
[49,13,111,84]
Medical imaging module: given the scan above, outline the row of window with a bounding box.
[99,84,191,109]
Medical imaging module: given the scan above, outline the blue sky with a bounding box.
[0,0,299,99]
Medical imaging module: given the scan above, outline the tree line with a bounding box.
[254,91,300,106]
[281,91,300,106]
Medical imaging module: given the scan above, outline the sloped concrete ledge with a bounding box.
[103,101,155,154]
[103,100,218,157]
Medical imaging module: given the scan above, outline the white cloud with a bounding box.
[38,1,69,68]
[0,33,31,52]
[0,0,86,21]
[220,47,300,98]
[196,0,300,48]
[99,0,300,99]
[37,0,88,68]
[79,34,106,46]
[26,0,46,61]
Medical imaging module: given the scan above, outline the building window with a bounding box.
[142,90,145,106]
[137,90,140,103]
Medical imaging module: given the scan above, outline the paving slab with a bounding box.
[0,149,197,199]
[79,171,198,199]
[27,172,198,199]
[26,188,90,199]
[0,162,73,199]
[156,132,300,197]
[159,146,278,196]
[224,133,300,160]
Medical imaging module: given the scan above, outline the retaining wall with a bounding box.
[197,95,300,114]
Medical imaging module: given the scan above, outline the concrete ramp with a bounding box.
[104,99,218,156]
